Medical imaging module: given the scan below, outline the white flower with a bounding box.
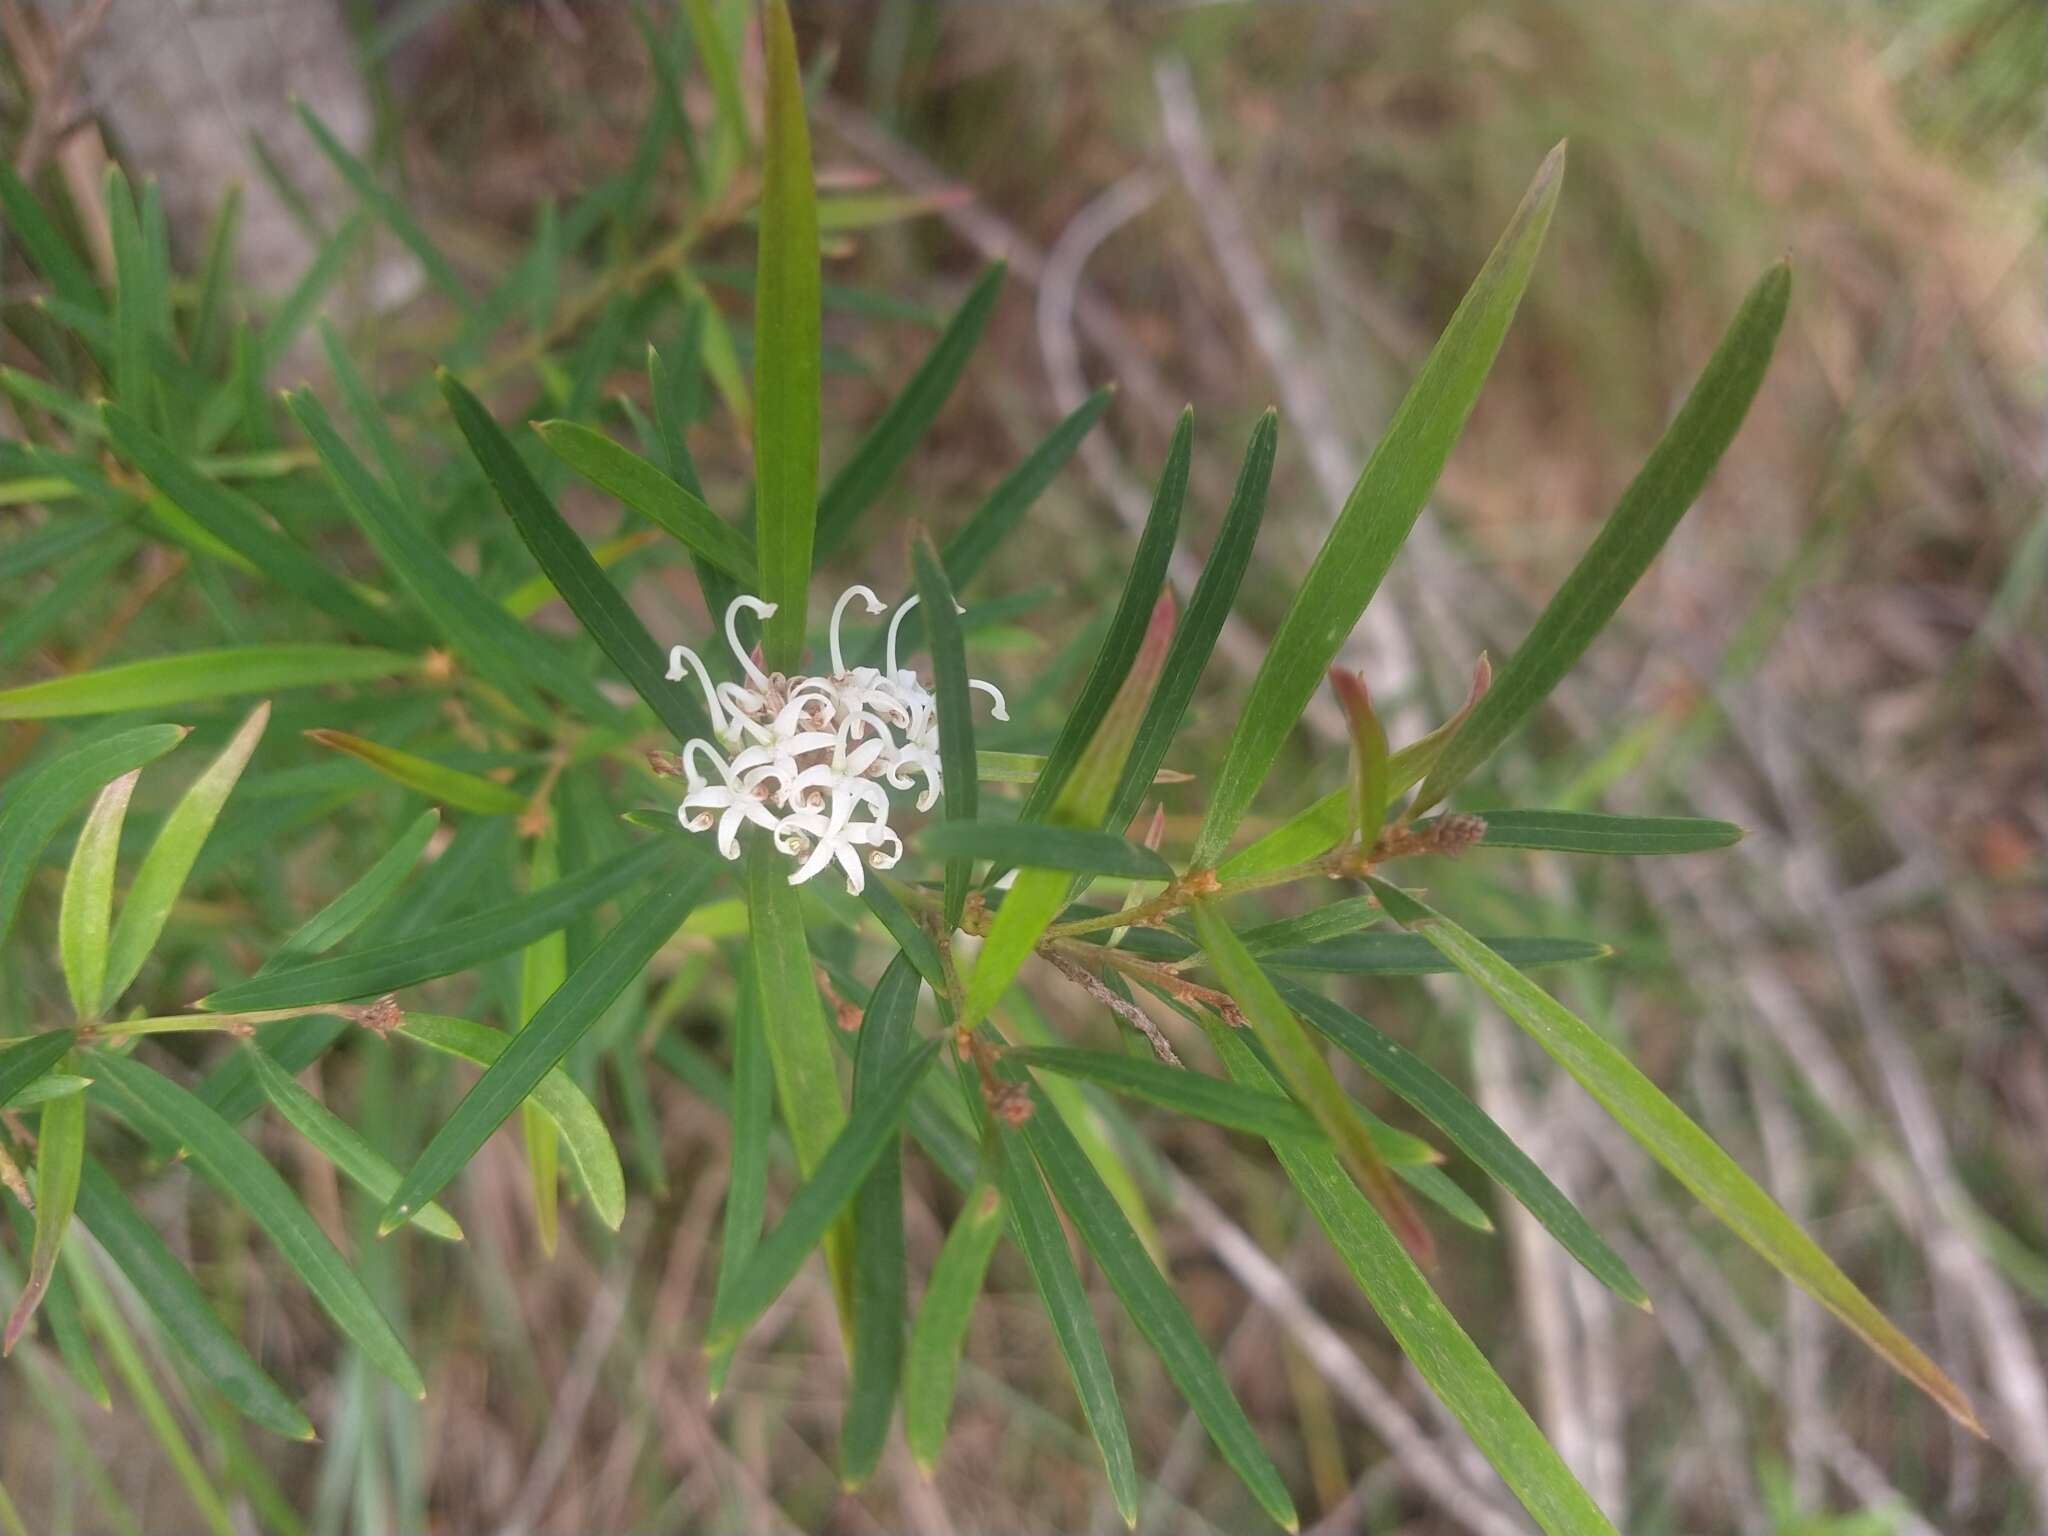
[663,586,1009,892]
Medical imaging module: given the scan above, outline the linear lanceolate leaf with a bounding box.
[1020,411,1190,824]
[1413,264,1790,814]
[0,726,186,950]
[1192,146,1565,868]
[59,770,138,1021]
[0,163,102,322]
[304,729,526,816]
[534,420,756,580]
[962,595,1175,1031]
[517,831,566,1255]
[1279,979,1645,1308]
[396,1014,623,1232]
[262,808,438,970]
[296,100,469,309]
[1366,877,1980,1433]
[753,0,821,671]
[203,835,667,1011]
[89,1050,423,1397]
[816,265,1005,557]
[1198,1012,1618,1536]
[1445,809,1743,856]
[1014,1072,1297,1531]
[244,1044,461,1241]
[706,957,770,1399]
[1259,931,1609,976]
[841,952,924,1488]
[380,868,711,1233]
[912,533,977,926]
[289,388,612,721]
[920,823,1174,882]
[5,1085,85,1353]
[440,369,709,742]
[706,1037,941,1353]
[1193,900,1433,1269]
[0,648,408,721]
[0,1034,73,1109]
[903,1165,1004,1474]
[101,703,269,1010]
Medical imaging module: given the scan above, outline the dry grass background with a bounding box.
[2,1,2044,1531]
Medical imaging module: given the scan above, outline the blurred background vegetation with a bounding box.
[2,1,2044,1531]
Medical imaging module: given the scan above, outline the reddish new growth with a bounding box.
[356,994,403,1037]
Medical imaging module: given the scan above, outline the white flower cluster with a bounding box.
[666,586,1007,894]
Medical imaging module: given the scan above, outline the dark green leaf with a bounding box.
[0,163,103,323]
[4,1085,84,1353]
[903,1166,1004,1474]
[912,534,976,926]
[262,808,438,970]
[534,419,756,580]
[706,955,770,1398]
[296,101,469,308]
[1261,931,1610,976]
[921,822,1174,882]
[0,1034,74,1108]
[1448,809,1744,856]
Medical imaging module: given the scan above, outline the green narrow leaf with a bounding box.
[1192,145,1565,868]
[381,869,710,1232]
[439,369,709,743]
[1020,411,1191,823]
[706,1036,941,1353]
[682,0,751,173]
[0,647,408,721]
[89,1051,422,1396]
[4,1087,85,1353]
[920,823,1174,882]
[903,1166,1004,1474]
[72,1159,312,1438]
[1366,876,1981,1433]
[706,956,770,1398]
[1198,1011,1619,1536]
[102,702,270,1010]
[753,0,822,670]
[942,388,1113,590]
[396,1013,623,1231]
[911,533,976,926]
[0,1034,74,1108]
[841,951,923,1488]
[202,838,668,1011]
[262,808,439,970]
[1275,978,1646,1306]
[1105,410,1277,834]
[816,265,1005,557]
[244,1043,461,1241]
[962,595,1175,1030]
[517,831,566,1255]
[191,184,242,367]
[1015,1073,1297,1531]
[289,386,611,721]
[295,101,469,309]
[1443,809,1743,855]
[260,215,368,370]
[303,729,526,815]
[59,770,139,1021]
[0,163,103,323]
[1193,901,1434,1268]
[1329,668,1390,842]
[1412,264,1790,813]
[1258,932,1609,977]
[534,419,756,579]
[105,168,151,413]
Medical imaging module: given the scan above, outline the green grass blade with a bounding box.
[1280,979,1646,1307]
[296,100,470,309]
[303,729,526,815]
[816,265,1004,557]
[912,532,976,926]
[1192,146,1565,868]
[89,1050,423,1397]
[1106,410,1277,834]
[941,388,1112,589]
[841,951,924,1487]
[706,956,770,1398]
[201,838,667,1010]
[903,1165,1004,1474]
[0,647,408,720]
[59,769,139,1020]
[1199,1012,1618,1536]
[5,1087,85,1353]
[534,419,756,579]
[262,808,438,970]
[920,823,1174,882]
[396,1013,623,1231]
[1193,900,1433,1268]
[0,725,187,948]
[244,1043,461,1241]
[1366,876,1981,1433]
[380,870,710,1233]
[439,369,708,743]
[0,1034,73,1108]
[1449,809,1743,855]
[706,1036,942,1352]
[1019,411,1190,823]
[752,0,822,670]
[101,703,269,1010]
[73,1159,312,1439]
[1412,264,1790,813]
[1016,1074,1297,1531]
